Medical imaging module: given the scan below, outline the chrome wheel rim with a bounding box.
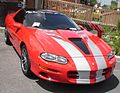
[21,48,28,72]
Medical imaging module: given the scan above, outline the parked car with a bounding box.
[5,9,116,84]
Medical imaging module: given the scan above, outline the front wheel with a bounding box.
[21,45,32,77]
[4,29,12,45]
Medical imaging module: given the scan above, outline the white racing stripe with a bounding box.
[96,69,105,83]
[87,38,107,82]
[87,38,107,69]
[53,37,91,84]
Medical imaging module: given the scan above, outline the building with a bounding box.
[0,0,20,26]
[0,0,44,26]
[0,0,81,26]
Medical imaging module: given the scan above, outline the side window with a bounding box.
[23,14,34,26]
[14,9,26,24]
[23,13,42,28]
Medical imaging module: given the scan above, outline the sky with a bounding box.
[97,0,117,6]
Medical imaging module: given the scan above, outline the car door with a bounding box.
[7,9,25,53]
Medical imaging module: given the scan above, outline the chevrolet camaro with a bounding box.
[5,9,116,84]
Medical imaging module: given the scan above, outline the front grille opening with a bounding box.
[47,68,59,73]
[39,65,59,73]
[39,72,49,78]
[102,67,112,76]
[69,38,90,54]
[68,71,79,79]
[68,71,96,80]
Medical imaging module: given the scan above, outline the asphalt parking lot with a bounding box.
[0,33,120,93]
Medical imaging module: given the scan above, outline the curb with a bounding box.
[0,27,5,33]
[116,55,120,62]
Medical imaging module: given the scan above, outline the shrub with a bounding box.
[102,21,120,55]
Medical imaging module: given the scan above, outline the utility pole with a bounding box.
[23,0,26,8]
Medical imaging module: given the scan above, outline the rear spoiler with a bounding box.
[88,22,104,38]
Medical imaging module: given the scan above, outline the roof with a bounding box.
[26,9,63,15]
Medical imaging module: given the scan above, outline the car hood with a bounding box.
[34,29,111,58]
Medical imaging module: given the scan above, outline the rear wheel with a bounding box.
[4,29,12,45]
[21,45,32,77]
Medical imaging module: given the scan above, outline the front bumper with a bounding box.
[31,57,116,84]
[70,67,115,84]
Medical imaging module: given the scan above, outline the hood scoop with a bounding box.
[69,38,90,55]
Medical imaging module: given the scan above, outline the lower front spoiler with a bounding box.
[32,63,115,84]
[75,76,106,84]
[37,71,113,84]
[68,69,113,84]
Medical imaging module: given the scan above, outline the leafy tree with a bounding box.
[80,0,88,5]
[80,0,97,6]
[110,1,117,10]
[90,0,97,6]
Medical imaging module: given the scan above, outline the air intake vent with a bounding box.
[69,38,90,54]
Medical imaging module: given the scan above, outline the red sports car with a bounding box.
[5,9,116,84]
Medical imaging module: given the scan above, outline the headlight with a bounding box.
[107,51,115,60]
[40,52,68,64]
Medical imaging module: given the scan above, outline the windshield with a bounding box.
[23,12,80,30]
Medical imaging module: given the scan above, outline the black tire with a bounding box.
[21,45,32,77]
[4,29,12,45]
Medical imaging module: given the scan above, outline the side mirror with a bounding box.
[13,22,22,28]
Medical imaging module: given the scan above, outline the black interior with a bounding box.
[14,9,26,24]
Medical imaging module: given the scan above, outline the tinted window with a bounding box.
[23,13,80,30]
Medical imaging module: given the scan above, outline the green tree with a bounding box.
[90,0,97,6]
[110,1,117,10]
[80,0,88,5]
[80,0,97,6]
